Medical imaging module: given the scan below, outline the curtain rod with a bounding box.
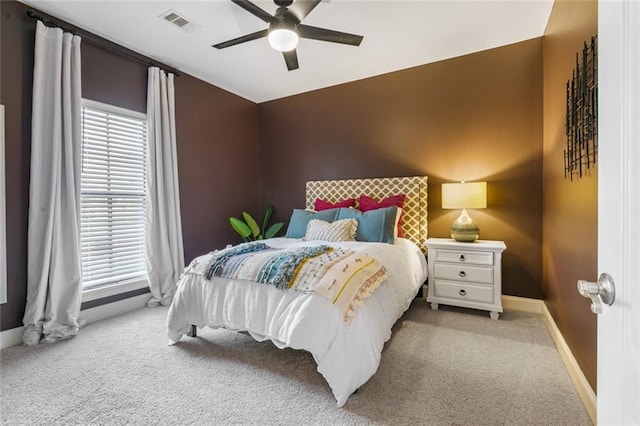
[26,10,181,77]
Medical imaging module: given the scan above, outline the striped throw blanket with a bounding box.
[198,242,387,322]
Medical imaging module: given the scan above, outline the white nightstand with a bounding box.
[425,238,506,320]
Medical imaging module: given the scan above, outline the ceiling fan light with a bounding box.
[268,28,299,52]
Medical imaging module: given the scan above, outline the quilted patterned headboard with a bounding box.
[306,176,428,253]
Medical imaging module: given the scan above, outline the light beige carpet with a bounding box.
[1,299,591,425]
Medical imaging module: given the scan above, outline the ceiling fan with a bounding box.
[213,0,364,71]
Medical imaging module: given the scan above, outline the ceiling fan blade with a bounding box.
[298,25,363,46]
[286,0,321,22]
[231,0,276,24]
[213,29,269,49]
[283,49,299,71]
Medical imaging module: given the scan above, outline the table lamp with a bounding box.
[442,181,487,242]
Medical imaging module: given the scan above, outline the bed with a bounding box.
[166,176,429,406]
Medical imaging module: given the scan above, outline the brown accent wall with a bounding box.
[1,1,35,333]
[174,75,258,263]
[258,39,544,299]
[82,41,148,113]
[0,1,258,331]
[542,0,598,390]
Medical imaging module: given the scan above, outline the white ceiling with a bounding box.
[20,1,554,103]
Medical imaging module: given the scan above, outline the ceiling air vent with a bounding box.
[159,9,200,33]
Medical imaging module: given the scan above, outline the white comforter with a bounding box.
[166,237,428,406]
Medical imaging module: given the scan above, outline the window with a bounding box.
[80,99,147,291]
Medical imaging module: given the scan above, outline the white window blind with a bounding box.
[81,99,147,289]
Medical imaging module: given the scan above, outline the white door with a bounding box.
[596,0,640,424]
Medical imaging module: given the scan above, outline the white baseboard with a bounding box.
[501,295,544,313]
[0,293,151,351]
[79,293,150,325]
[503,295,596,424]
[0,325,25,350]
[541,302,597,425]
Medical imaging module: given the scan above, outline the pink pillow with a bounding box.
[358,194,407,237]
[314,198,355,211]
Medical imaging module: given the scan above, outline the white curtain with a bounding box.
[146,67,185,306]
[23,21,82,345]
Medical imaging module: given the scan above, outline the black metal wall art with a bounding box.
[564,36,598,181]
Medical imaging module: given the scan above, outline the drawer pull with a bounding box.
[459,254,466,262]
[459,289,467,296]
[459,271,467,278]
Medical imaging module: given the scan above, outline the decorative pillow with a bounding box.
[304,218,358,242]
[358,194,407,237]
[285,209,339,238]
[314,198,355,211]
[336,206,399,244]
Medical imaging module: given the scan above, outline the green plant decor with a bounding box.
[229,205,284,242]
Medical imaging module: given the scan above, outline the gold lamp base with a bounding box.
[450,209,479,242]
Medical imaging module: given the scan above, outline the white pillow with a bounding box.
[304,218,358,242]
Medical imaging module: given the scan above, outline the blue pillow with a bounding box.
[336,206,398,244]
[285,209,339,238]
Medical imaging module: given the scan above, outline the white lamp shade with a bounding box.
[442,182,487,209]
[268,28,299,52]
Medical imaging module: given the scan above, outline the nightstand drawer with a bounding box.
[433,249,494,266]
[434,263,493,284]
[433,281,494,304]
